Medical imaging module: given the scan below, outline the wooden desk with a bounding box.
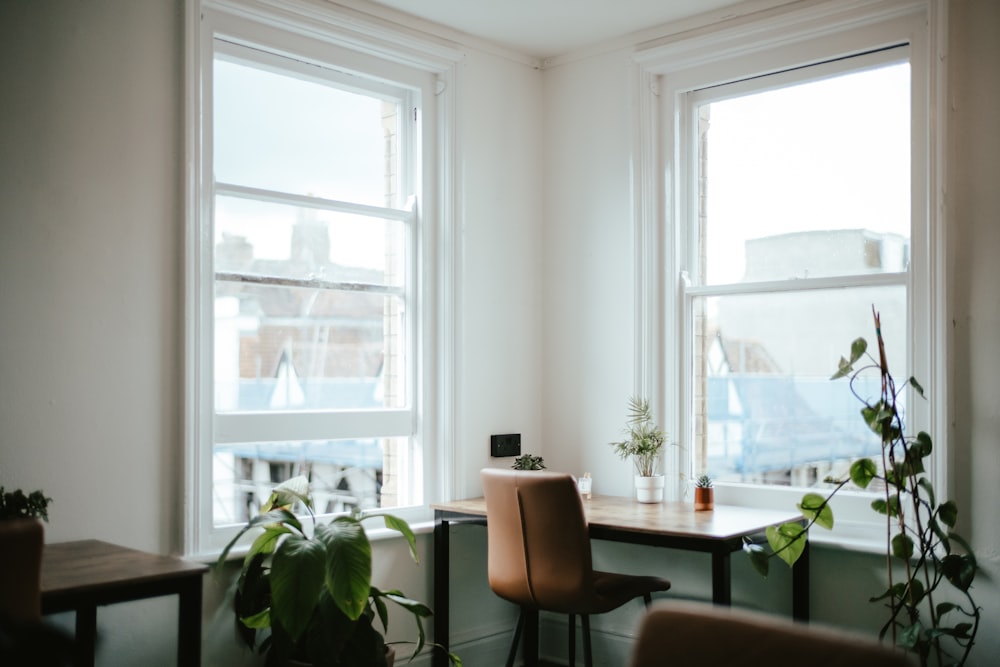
[40,540,209,667]
[432,495,808,667]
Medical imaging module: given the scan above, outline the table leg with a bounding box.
[177,576,204,666]
[433,514,450,667]
[522,608,539,667]
[75,605,97,667]
[792,536,810,621]
[711,551,732,606]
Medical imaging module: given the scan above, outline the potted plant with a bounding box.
[693,475,714,511]
[0,487,51,622]
[743,308,981,666]
[215,476,460,667]
[611,396,667,503]
[511,453,546,470]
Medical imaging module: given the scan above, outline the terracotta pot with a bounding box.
[0,517,44,622]
[635,475,664,503]
[693,487,714,511]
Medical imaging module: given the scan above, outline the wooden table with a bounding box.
[431,495,808,667]
[40,539,209,667]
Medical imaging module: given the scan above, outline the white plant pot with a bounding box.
[634,474,664,503]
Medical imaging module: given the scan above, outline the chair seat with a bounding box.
[481,468,675,667]
[587,571,672,615]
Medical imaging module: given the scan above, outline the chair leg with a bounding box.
[505,609,525,667]
[568,614,576,666]
[643,592,652,607]
[582,614,592,667]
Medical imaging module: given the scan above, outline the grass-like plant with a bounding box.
[610,396,666,477]
[743,309,980,666]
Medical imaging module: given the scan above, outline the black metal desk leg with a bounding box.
[178,577,203,666]
[433,514,450,667]
[711,551,732,606]
[792,537,810,621]
[522,608,539,667]
[75,605,97,667]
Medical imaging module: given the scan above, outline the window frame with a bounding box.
[184,0,462,557]
[630,0,947,545]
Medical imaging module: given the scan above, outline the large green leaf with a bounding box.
[245,525,290,565]
[378,587,430,656]
[939,500,958,528]
[917,478,936,508]
[743,541,770,577]
[904,577,925,605]
[831,338,867,379]
[766,522,807,567]
[381,513,419,562]
[928,518,950,553]
[797,493,834,530]
[215,508,303,568]
[942,552,976,591]
[936,602,957,617]
[318,518,373,621]
[270,534,327,643]
[902,445,926,476]
[382,590,433,617]
[898,622,923,649]
[263,475,313,512]
[850,337,868,363]
[239,607,272,629]
[870,495,900,517]
[850,458,878,489]
[891,533,914,560]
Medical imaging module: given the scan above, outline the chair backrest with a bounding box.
[480,468,593,611]
[630,602,913,667]
[0,518,44,623]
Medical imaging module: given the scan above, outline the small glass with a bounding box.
[577,474,593,499]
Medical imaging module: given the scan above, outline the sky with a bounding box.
[213,56,397,270]
[703,62,910,284]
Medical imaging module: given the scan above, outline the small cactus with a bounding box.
[695,474,713,488]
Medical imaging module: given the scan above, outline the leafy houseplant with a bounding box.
[611,396,668,503]
[0,487,52,521]
[0,485,62,661]
[511,453,546,470]
[743,309,981,666]
[216,476,460,667]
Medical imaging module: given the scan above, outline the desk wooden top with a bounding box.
[41,539,208,597]
[433,495,803,541]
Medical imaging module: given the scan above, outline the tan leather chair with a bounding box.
[630,601,914,667]
[481,468,672,667]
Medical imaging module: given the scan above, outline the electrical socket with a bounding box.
[490,433,521,458]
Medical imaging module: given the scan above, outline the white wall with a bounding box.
[1,0,998,665]
[0,1,543,665]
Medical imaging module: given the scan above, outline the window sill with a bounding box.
[806,519,887,556]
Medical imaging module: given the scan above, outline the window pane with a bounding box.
[699,63,910,285]
[694,286,906,487]
[214,289,405,411]
[215,196,404,285]
[214,56,400,207]
[212,437,408,526]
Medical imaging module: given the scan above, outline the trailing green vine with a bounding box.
[743,308,980,666]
